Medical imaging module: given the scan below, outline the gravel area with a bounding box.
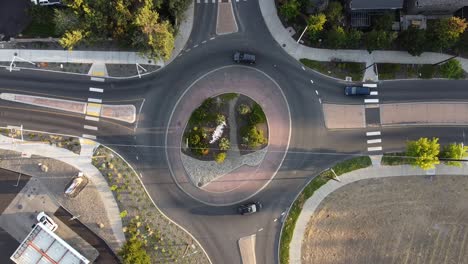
[181,147,267,187]
[105,64,160,77]
[0,149,119,253]
[302,175,468,264]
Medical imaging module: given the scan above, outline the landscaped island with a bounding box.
[182,93,268,164]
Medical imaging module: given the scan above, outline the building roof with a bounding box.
[10,223,89,264]
[415,0,467,7]
[350,0,404,10]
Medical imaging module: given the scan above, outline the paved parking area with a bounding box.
[0,0,30,39]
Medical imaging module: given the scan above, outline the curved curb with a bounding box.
[288,164,468,264]
[165,65,292,206]
[100,144,213,264]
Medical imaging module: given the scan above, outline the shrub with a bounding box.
[242,125,267,148]
[216,114,226,125]
[119,238,151,264]
[440,59,465,79]
[406,137,440,170]
[280,0,300,21]
[420,64,435,79]
[219,138,230,151]
[237,104,251,115]
[249,103,267,125]
[120,210,128,218]
[215,152,227,164]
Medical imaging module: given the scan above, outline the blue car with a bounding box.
[344,86,370,96]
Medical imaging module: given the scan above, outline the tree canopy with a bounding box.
[440,59,465,79]
[406,137,440,170]
[398,26,426,56]
[428,17,467,51]
[279,0,300,21]
[440,142,468,167]
[364,30,397,52]
[307,13,327,40]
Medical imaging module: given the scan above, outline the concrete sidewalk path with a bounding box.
[0,134,126,248]
[259,0,468,73]
[289,163,468,264]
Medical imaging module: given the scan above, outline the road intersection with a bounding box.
[1,1,468,264]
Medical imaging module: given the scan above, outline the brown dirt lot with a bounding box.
[302,175,468,264]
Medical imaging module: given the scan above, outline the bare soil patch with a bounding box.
[302,175,468,264]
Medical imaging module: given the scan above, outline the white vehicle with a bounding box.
[30,0,61,6]
[36,212,58,232]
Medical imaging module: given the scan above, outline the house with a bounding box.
[407,0,467,16]
[348,0,404,27]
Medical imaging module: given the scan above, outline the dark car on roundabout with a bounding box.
[238,202,262,215]
[233,51,256,64]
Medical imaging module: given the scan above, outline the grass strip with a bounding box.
[279,156,372,264]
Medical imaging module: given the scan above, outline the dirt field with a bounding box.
[302,175,468,264]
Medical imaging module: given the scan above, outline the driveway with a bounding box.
[0,0,30,39]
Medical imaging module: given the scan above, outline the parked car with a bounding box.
[31,0,61,6]
[344,86,371,96]
[37,212,58,232]
[233,51,256,64]
[238,202,262,215]
[64,172,88,198]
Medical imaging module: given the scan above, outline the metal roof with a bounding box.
[10,223,89,264]
[350,0,404,10]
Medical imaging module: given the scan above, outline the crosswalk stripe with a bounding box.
[89,87,104,93]
[368,146,383,152]
[84,125,98,131]
[364,99,379,103]
[366,131,381,136]
[85,116,99,122]
[82,134,96,140]
[90,77,105,82]
[370,91,378,95]
[367,139,382,144]
[88,98,102,103]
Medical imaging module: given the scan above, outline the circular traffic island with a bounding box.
[166,66,290,205]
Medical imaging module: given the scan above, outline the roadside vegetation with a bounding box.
[280,156,372,264]
[93,146,209,263]
[382,137,468,169]
[277,0,468,55]
[377,59,466,80]
[300,58,364,81]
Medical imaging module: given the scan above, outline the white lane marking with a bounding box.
[366,131,381,136]
[136,156,139,160]
[84,125,98,131]
[210,37,216,40]
[367,139,382,144]
[370,91,378,96]
[364,99,379,103]
[258,228,263,232]
[301,66,306,71]
[310,80,314,84]
[186,48,191,52]
[85,116,99,122]
[315,90,319,95]
[274,218,278,222]
[319,98,322,104]
[88,98,102,103]
[89,87,104,93]
[363,83,378,88]
[82,134,96,139]
[202,40,207,44]
[368,146,383,152]
[281,212,285,216]
[90,77,105,82]
[194,44,199,48]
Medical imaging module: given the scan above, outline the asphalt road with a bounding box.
[1,1,468,264]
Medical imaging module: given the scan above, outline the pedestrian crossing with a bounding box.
[363,82,383,153]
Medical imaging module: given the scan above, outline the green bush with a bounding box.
[242,125,267,148]
[381,152,411,165]
[119,238,151,264]
[219,138,230,151]
[420,64,435,79]
[215,152,227,164]
[280,0,300,21]
[440,59,465,79]
[237,104,251,115]
[249,103,267,125]
[216,114,226,125]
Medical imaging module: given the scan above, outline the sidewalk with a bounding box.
[259,0,468,73]
[0,134,126,248]
[289,163,468,264]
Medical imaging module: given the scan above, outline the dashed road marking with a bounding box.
[89,87,104,93]
[258,228,263,232]
[84,125,98,131]
[319,98,322,104]
[88,98,102,103]
[82,134,96,140]
[90,77,105,82]
[274,218,277,222]
[370,91,378,96]
[301,66,306,71]
[368,146,383,152]
[85,116,99,122]
[194,44,199,48]
[315,90,319,95]
[136,156,139,160]
[186,48,191,52]
[310,80,314,84]
[210,37,216,40]
[202,40,207,44]
[364,99,379,104]
[366,131,381,136]
[367,139,382,144]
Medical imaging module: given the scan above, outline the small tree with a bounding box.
[219,138,230,151]
[279,0,300,21]
[428,17,467,51]
[406,137,440,170]
[325,26,346,49]
[440,143,468,167]
[237,104,251,115]
[249,103,267,125]
[59,30,87,50]
[216,114,226,125]
[215,152,227,164]
[373,13,394,31]
[325,1,343,24]
[242,125,267,148]
[344,29,363,49]
[365,30,397,52]
[119,238,151,264]
[398,26,426,56]
[440,59,465,79]
[307,13,327,40]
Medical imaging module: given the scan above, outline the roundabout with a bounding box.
[165,65,291,206]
